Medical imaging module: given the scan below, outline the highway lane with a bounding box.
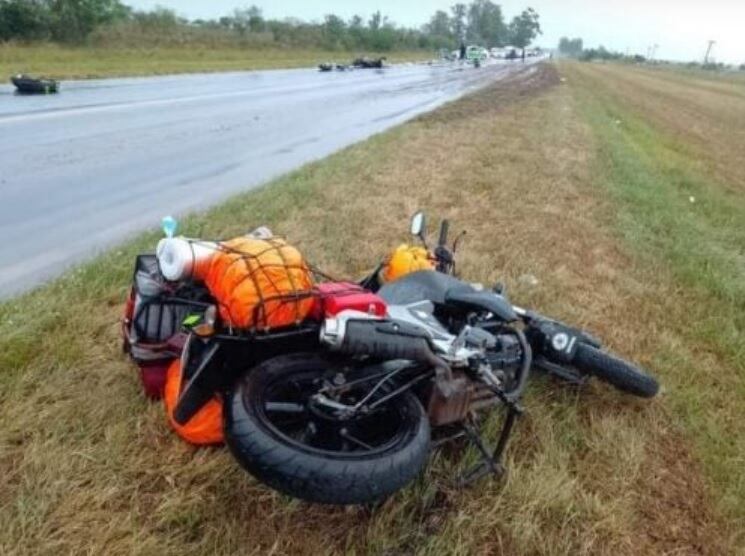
[0,61,533,297]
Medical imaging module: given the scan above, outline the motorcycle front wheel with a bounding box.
[573,344,659,398]
[225,353,431,505]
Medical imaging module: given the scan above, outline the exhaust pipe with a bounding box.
[320,311,452,380]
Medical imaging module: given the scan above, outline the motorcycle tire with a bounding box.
[224,353,431,505]
[573,344,659,398]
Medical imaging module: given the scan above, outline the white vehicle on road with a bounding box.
[466,46,489,63]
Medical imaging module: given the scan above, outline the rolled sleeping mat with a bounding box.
[156,238,218,282]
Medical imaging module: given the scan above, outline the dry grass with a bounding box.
[0,63,739,554]
[568,63,745,194]
[0,43,429,80]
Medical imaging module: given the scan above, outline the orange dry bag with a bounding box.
[205,237,315,330]
[164,359,224,445]
[382,244,435,283]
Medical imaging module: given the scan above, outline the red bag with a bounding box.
[139,361,172,399]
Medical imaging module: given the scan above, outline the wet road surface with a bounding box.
[0,61,533,297]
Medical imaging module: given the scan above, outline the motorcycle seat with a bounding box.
[378,270,467,306]
[444,289,518,322]
[378,271,518,322]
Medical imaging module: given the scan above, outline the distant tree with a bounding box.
[48,0,130,42]
[426,10,451,37]
[0,0,51,40]
[133,7,179,30]
[347,14,365,47]
[740,63,745,71]
[450,3,467,41]
[508,7,541,60]
[246,5,264,32]
[580,46,623,62]
[466,0,506,46]
[424,10,454,48]
[321,14,345,49]
[232,5,264,35]
[349,14,364,29]
[558,36,583,57]
[702,61,724,71]
[368,10,382,31]
[366,10,396,51]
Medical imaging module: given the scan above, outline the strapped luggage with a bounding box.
[204,237,315,330]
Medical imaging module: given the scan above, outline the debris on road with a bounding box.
[318,63,351,72]
[11,74,59,94]
[352,57,386,69]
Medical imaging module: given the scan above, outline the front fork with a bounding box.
[521,310,600,384]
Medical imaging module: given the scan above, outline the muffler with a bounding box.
[320,311,452,380]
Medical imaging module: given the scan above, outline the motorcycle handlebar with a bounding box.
[438,220,450,248]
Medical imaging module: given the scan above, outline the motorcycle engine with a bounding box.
[485,334,523,371]
[459,326,522,370]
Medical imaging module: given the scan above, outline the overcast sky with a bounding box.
[125,0,745,64]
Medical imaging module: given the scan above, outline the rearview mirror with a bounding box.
[410,212,426,238]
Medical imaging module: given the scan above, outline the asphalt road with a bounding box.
[0,61,531,297]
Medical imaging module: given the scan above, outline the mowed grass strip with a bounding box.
[0,44,428,80]
[0,64,734,554]
[564,62,745,532]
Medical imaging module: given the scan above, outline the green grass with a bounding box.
[0,43,431,80]
[566,63,745,526]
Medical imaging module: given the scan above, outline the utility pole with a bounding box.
[704,40,716,64]
[650,44,659,62]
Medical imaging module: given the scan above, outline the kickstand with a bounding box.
[457,402,522,487]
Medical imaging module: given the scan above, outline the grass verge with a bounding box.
[564,62,745,530]
[0,63,739,554]
[0,44,429,80]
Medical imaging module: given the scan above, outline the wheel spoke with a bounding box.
[340,428,375,451]
[299,422,318,445]
[261,366,408,456]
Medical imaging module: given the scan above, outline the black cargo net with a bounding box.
[190,238,321,331]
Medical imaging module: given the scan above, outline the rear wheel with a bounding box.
[225,353,431,505]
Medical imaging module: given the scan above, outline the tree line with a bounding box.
[425,3,541,51]
[558,37,646,63]
[0,0,129,43]
[0,0,541,52]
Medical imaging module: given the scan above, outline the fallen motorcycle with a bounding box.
[151,212,660,506]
